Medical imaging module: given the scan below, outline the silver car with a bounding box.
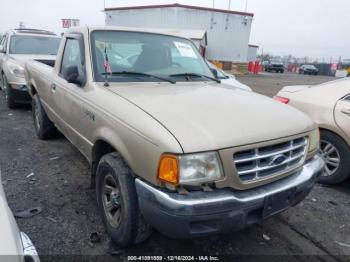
[0,170,39,262]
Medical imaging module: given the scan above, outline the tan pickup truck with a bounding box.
[25,26,324,247]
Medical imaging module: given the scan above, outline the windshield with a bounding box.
[91,31,214,82]
[207,62,228,79]
[9,35,60,55]
[271,59,283,64]
[304,65,316,69]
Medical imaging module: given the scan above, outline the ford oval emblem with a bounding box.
[269,154,287,166]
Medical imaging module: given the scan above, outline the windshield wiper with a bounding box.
[169,73,221,83]
[101,71,176,84]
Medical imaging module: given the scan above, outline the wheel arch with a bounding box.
[27,79,38,97]
[90,137,132,187]
[318,125,350,148]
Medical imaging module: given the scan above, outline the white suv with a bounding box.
[0,28,60,108]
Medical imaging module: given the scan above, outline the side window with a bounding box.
[60,38,84,76]
[1,35,8,51]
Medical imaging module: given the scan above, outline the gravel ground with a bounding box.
[0,73,349,261]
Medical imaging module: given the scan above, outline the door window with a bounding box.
[60,38,84,76]
[1,34,8,51]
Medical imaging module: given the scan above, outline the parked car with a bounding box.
[275,78,350,184]
[0,28,60,108]
[299,65,319,75]
[0,170,39,262]
[25,26,324,247]
[265,59,284,73]
[207,62,252,91]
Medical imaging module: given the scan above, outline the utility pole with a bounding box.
[228,0,231,9]
[245,0,248,12]
[212,0,215,8]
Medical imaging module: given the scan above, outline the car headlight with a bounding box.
[157,152,224,186]
[8,63,25,78]
[308,128,320,152]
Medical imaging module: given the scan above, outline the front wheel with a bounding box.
[96,153,152,247]
[318,131,350,184]
[2,75,17,109]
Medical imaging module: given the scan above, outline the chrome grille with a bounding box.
[233,137,308,182]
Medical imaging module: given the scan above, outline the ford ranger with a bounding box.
[24,26,324,247]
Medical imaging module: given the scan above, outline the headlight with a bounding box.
[308,128,320,152]
[8,63,25,78]
[157,152,224,186]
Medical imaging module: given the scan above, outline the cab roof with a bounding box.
[66,26,192,41]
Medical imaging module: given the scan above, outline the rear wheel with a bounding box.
[96,153,152,247]
[318,130,350,184]
[32,94,57,139]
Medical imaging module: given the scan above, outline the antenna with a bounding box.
[103,0,110,87]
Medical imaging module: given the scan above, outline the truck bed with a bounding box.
[34,59,55,67]
[25,59,56,93]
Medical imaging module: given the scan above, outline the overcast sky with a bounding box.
[1,0,348,61]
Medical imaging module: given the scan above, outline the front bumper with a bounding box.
[9,84,31,104]
[270,66,284,71]
[136,155,324,239]
[20,232,40,262]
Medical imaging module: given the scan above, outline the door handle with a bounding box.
[51,83,56,91]
[341,108,350,115]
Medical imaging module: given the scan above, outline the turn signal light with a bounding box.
[157,154,179,185]
[274,96,290,104]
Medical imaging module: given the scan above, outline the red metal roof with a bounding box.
[104,3,254,17]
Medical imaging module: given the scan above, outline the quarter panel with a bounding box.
[334,100,350,147]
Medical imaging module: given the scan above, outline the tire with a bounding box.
[2,75,17,109]
[32,94,57,139]
[96,152,152,247]
[318,130,350,184]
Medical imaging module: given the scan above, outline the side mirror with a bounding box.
[210,68,219,79]
[62,65,84,86]
[0,45,5,53]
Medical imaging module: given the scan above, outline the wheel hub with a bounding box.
[319,140,340,177]
[102,174,122,228]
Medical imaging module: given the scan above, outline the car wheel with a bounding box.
[318,130,350,184]
[2,75,17,109]
[32,94,57,139]
[96,152,152,247]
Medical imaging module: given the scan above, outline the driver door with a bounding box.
[51,34,91,157]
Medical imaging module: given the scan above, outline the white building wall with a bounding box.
[247,46,258,61]
[105,7,253,62]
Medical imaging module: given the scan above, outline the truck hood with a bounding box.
[108,82,315,152]
[8,54,56,67]
[280,85,311,93]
